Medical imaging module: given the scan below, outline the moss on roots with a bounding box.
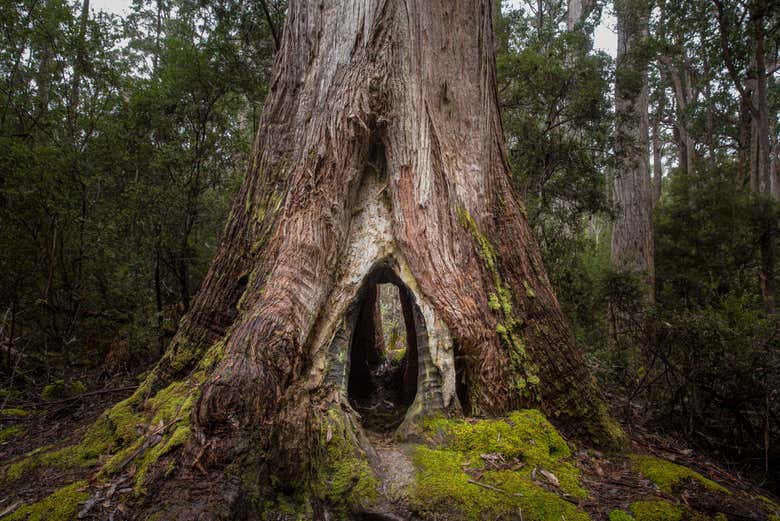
[312,408,379,509]
[3,364,200,494]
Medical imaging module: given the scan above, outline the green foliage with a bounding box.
[0,409,29,418]
[655,169,775,306]
[0,425,24,442]
[496,3,613,264]
[0,0,277,384]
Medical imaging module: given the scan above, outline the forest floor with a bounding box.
[0,370,778,520]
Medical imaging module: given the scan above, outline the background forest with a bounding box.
[0,0,778,495]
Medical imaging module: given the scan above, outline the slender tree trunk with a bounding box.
[612,0,654,301]
[41,1,623,517]
[753,21,774,200]
[566,0,594,30]
[652,88,665,206]
[67,0,89,143]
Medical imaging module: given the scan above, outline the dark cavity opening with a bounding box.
[348,272,419,433]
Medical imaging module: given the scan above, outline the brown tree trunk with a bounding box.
[36,1,622,517]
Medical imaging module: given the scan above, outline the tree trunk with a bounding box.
[566,0,594,30]
[651,88,665,207]
[612,0,653,299]
[67,0,89,143]
[43,1,623,517]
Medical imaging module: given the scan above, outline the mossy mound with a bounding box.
[408,410,590,520]
[3,480,89,521]
[629,500,684,521]
[633,455,730,495]
[410,445,589,521]
[423,409,586,498]
[609,510,636,521]
[40,380,86,402]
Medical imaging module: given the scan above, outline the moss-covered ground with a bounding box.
[3,481,89,521]
[1,395,778,521]
[632,455,730,495]
[408,410,590,520]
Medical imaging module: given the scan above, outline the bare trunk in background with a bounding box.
[611,0,654,338]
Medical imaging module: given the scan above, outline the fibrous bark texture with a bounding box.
[612,0,654,299]
[108,0,623,516]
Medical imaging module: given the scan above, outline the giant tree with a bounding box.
[1,0,622,518]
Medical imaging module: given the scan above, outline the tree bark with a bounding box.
[58,1,623,517]
[612,0,654,300]
[651,88,665,207]
[566,0,594,30]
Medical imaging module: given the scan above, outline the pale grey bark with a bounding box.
[612,0,654,301]
[566,0,594,30]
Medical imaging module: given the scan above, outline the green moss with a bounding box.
[40,380,86,401]
[609,510,635,521]
[98,381,196,492]
[70,381,86,395]
[593,402,626,448]
[458,208,498,273]
[410,445,589,521]
[757,495,780,511]
[100,437,145,476]
[312,408,378,509]
[630,501,683,521]
[146,381,197,426]
[133,424,191,493]
[4,377,197,488]
[192,341,226,383]
[4,480,89,521]
[458,208,539,396]
[424,410,585,498]
[40,380,66,401]
[0,425,24,442]
[0,408,29,417]
[633,456,730,495]
[260,493,313,521]
[4,415,115,483]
